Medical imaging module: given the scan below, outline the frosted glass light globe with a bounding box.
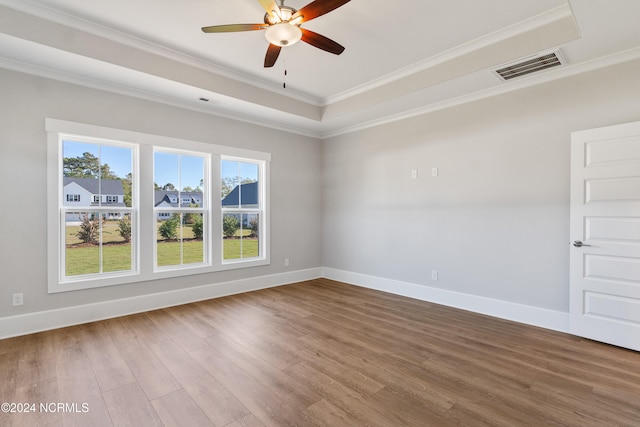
[265,23,302,46]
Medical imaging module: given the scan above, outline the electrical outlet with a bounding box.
[432,167,439,177]
[12,293,24,306]
[431,271,438,281]
[411,169,418,180]
[284,258,290,267]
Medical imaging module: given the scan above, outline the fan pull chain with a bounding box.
[283,49,287,89]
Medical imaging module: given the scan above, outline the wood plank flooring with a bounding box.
[1,278,639,426]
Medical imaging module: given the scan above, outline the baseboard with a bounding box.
[0,266,570,340]
[322,267,570,334]
[0,267,322,339]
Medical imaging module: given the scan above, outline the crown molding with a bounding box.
[0,0,321,106]
[0,54,324,139]
[322,3,576,106]
[320,46,640,139]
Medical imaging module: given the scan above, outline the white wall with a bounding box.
[0,68,323,321]
[322,58,640,315]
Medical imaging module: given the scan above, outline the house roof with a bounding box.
[222,182,259,207]
[154,190,204,208]
[63,177,124,195]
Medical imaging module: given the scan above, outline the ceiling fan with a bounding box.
[202,0,351,68]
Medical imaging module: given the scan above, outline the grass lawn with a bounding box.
[65,221,258,275]
[223,238,259,260]
[156,239,204,267]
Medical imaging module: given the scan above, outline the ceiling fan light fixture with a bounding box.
[264,23,302,47]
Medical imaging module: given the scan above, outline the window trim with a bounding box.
[153,146,211,271]
[220,156,267,265]
[46,118,271,293]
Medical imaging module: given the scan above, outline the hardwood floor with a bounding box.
[1,278,639,426]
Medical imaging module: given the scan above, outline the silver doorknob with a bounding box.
[573,240,591,247]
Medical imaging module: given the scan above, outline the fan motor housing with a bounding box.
[264,6,298,25]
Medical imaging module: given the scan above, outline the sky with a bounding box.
[63,140,258,191]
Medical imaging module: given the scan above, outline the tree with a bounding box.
[100,163,119,180]
[63,152,118,179]
[64,152,100,177]
[118,215,131,242]
[221,177,238,198]
[222,215,239,238]
[122,173,133,207]
[162,183,176,191]
[158,215,179,240]
[192,216,203,240]
[248,216,259,238]
[77,214,100,244]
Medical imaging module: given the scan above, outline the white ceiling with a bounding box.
[1,0,639,137]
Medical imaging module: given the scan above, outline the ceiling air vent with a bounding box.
[494,50,565,81]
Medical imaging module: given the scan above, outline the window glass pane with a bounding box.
[242,213,259,258]
[239,163,258,208]
[63,141,99,206]
[222,212,259,261]
[154,151,179,193]
[221,160,259,208]
[102,213,132,273]
[221,160,239,208]
[223,213,241,260]
[182,214,204,264]
[180,155,204,207]
[156,213,181,267]
[101,144,133,207]
[63,141,132,208]
[65,212,100,276]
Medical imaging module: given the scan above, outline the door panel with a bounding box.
[586,176,640,202]
[570,120,640,351]
[585,217,640,242]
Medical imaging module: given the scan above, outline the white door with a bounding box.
[570,120,640,351]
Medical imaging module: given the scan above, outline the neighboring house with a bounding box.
[63,177,126,221]
[154,190,204,220]
[222,181,258,208]
[222,182,259,227]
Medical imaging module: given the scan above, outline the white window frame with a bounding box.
[221,156,267,265]
[153,147,210,271]
[46,118,270,293]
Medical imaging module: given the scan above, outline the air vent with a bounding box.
[494,50,565,81]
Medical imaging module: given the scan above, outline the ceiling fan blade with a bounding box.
[264,44,282,67]
[300,28,345,55]
[258,0,279,14]
[257,0,281,22]
[201,23,267,33]
[292,0,351,23]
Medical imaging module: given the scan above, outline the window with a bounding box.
[59,138,136,281]
[154,149,208,269]
[47,119,270,293]
[221,158,264,262]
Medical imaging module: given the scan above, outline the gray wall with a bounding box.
[2,58,640,322]
[322,59,640,313]
[0,68,323,318]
